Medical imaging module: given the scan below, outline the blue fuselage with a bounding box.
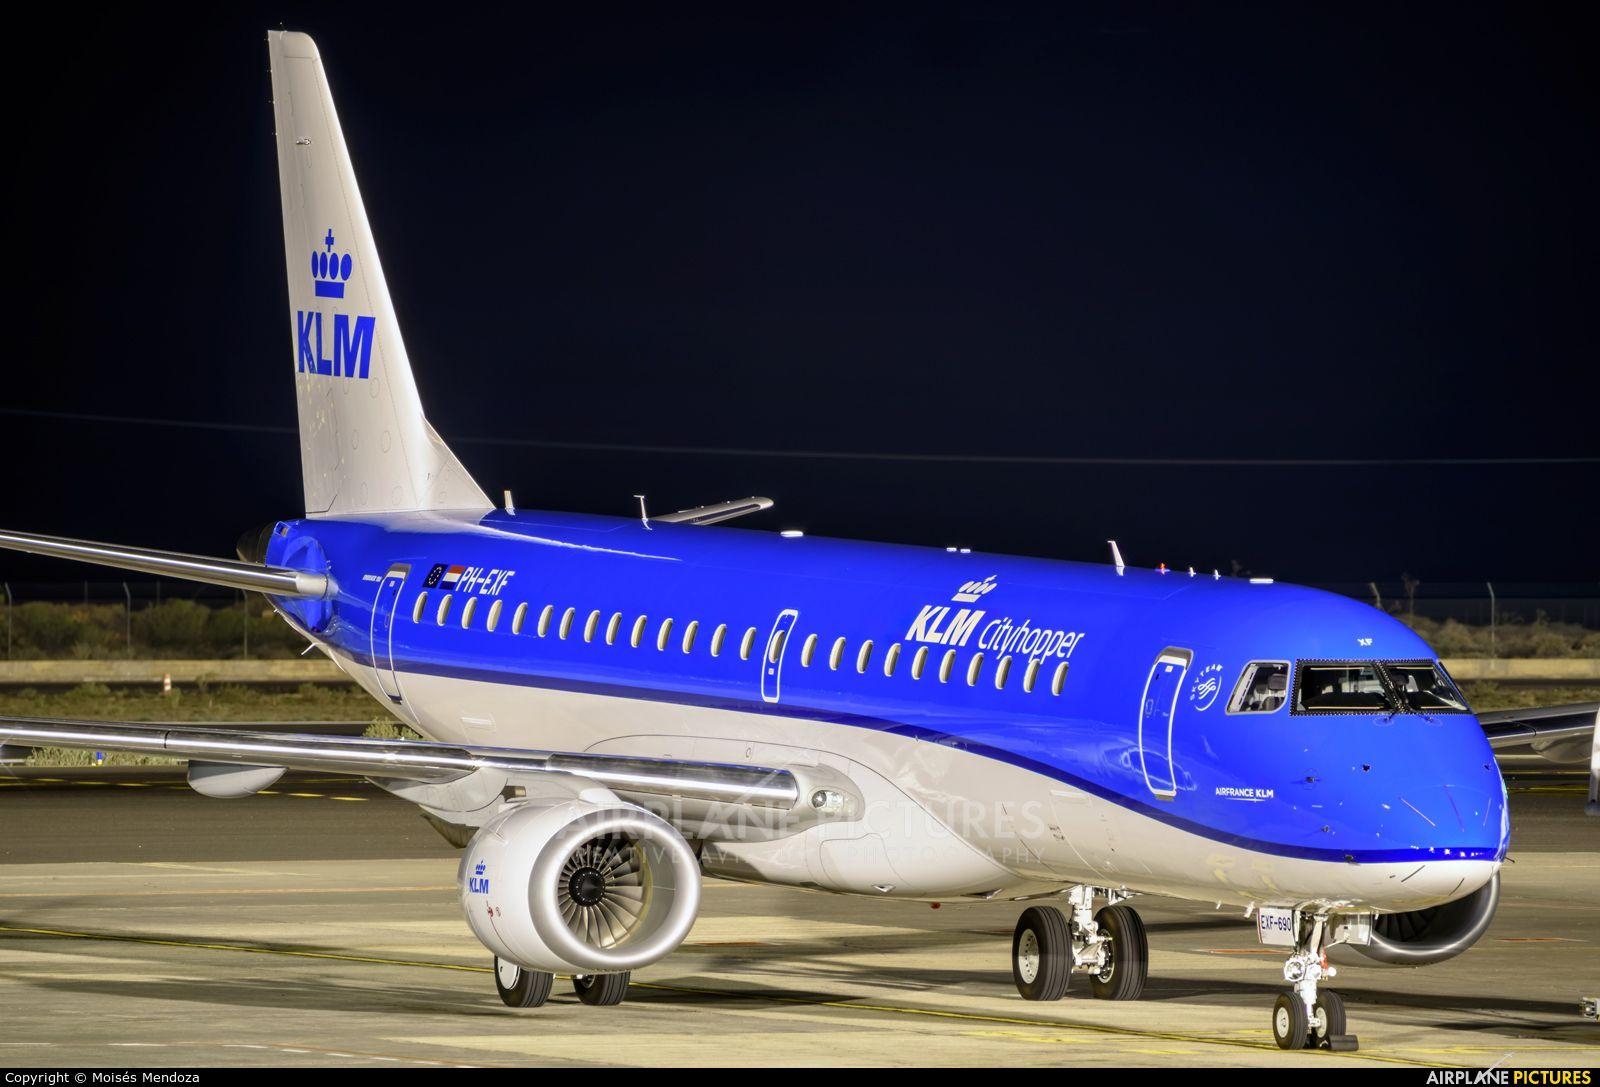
[263,509,1508,904]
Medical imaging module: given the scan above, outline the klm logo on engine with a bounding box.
[296,228,376,379]
[468,859,490,895]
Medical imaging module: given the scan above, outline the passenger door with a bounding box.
[760,609,800,704]
[369,564,408,704]
[1138,647,1192,799]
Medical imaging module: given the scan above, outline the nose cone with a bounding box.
[1391,781,1507,861]
[1380,716,1510,862]
[1341,717,1509,871]
[1354,730,1507,909]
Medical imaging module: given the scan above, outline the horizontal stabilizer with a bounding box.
[655,496,774,527]
[0,529,330,599]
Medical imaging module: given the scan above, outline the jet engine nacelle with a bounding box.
[460,796,701,974]
[1340,872,1500,966]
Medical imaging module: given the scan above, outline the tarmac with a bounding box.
[0,766,1595,1067]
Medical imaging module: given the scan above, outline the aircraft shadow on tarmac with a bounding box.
[5,924,1591,1044]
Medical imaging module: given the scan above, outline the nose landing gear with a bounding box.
[1010,886,1148,1002]
[1272,913,1359,1051]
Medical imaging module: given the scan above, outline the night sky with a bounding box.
[5,6,1597,591]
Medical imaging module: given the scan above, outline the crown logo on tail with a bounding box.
[312,228,352,298]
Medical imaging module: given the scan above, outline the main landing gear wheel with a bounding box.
[573,971,631,1006]
[1012,905,1072,1001]
[494,956,553,1008]
[1089,904,1148,1001]
[1272,990,1310,1050]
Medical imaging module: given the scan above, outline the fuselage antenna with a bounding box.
[1108,539,1126,576]
[635,494,652,531]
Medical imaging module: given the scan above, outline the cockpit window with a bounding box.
[1292,660,1472,715]
[1227,661,1290,713]
[1294,662,1392,713]
[1380,660,1471,714]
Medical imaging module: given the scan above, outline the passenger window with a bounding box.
[497,601,513,634]
[829,637,847,670]
[1051,661,1069,696]
[711,623,728,657]
[994,655,1012,690]
[632,616,648,648]
[856,640,874,674]
[768,629,787,664]
[911,645,929,680]
[740,627,757,661]
[657,617,673,651]
[536,604,553,637]
[966,652,984,687]
[681,620,699,654]
[605,612,622,646]
[1023,657,1041,693]
[939,649,957,683]
[559,607,576,640]
[883,642,901,677]
[583,610,600,643]
[461,597,477,629]
[412,591,428,624]
[435,594,453,626]
[1228,661,1290,714]
[800,633,818,667]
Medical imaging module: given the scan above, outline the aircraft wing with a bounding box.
[1479,702,1599,815]
[1478,702,1599,765]
[0,715,801,809]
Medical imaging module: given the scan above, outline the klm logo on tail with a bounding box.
[296,228,375,379]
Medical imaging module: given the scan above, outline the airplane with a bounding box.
[2,29,1596,1052]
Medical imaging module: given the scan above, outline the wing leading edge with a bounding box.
[0,715,800,808]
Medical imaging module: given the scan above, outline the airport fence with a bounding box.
[0,581,304,660]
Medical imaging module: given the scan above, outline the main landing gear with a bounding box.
[573,972,631,1006]
[494,957,553,1008]
[1012,886,1148,1002]
[493,957,634,1008]
[1271,913,1358,1052]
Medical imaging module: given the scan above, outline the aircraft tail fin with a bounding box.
[266,30,490,518]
